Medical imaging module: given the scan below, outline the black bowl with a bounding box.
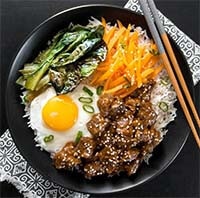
[6,4,193,194]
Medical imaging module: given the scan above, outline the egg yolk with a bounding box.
[42,95,78,131]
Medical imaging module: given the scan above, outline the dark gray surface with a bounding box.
[0,0,199,197]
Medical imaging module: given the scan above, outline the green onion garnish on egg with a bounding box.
[83,104,95,113]
[44,135,54,143]
[83,86,93,96]
[78,97,93,103]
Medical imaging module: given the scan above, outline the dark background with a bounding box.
[0,0,199,197]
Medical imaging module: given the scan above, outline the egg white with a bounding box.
[29,84,99,154]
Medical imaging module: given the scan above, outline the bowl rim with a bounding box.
[5,4,192,194]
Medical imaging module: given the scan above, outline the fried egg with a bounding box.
[29,84,99,154]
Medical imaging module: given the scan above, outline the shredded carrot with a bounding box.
[109,76,126,88]
[136,47,142,87]
[151,65,164,78]
[141,68,154,78]
[103,26,116,43]
[91,19,163,97]
[108,27,126,50]
[119,85,137,98]
[141,53,153,67]
[104,75,113,90]
[101,17,106,28]
[103,83,127,94]
[117,20,124,29]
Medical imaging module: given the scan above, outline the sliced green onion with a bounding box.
[159,102,168,112]
[78,97,93,103]
[96,85,104,95]
[120,42,126,49]
[75,131,83,144]
[161,76,170,85]
[149,48,159,56]
[123,76,131,88]
[123,76,131,84]
[44,135,54,143]
[83,86,93,96]
[83,104,95,113]
[123,84,131,88]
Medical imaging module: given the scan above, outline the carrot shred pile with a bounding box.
[91,18,164,98]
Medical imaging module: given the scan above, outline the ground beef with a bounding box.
[53,80,162,179]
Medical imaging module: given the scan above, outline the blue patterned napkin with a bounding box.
[1,0,199,197]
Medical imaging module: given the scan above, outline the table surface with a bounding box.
[0,0,199,197]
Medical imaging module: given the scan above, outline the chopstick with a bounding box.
[139,0,200,148]
[147,0,200,129]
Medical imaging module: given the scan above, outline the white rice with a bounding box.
[143,70,177,164]
[151,69,177,137]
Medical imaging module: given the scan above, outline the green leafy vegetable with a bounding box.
[16,76,26,87]
[16,22,107,94]
[51,30,89,65]
[18,30,80,90]
[35,74,50,91]
[34,30,66,64]
[53,38,101,67]
[49,66,81,94]
[71,24,104,38]
[25,60,52,90]
[48,41,107,94]
[78,42,107,77]
[19,63,40,78]
[23,31,80,90]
